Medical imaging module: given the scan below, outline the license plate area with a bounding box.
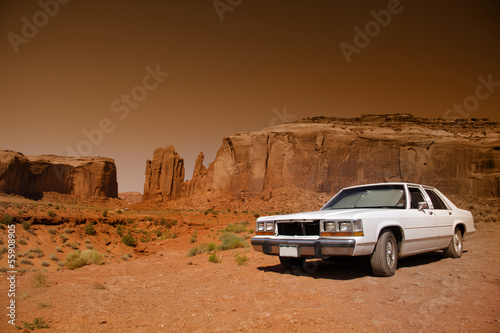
[279,244,299,257]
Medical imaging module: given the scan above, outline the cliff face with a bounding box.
[143,114,500,205]
[143,145,185,201]
[0,150,118,199]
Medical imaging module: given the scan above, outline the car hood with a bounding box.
[258,208,387,222]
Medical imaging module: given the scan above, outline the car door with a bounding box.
[425,188,455,248]
[401,186,438,254]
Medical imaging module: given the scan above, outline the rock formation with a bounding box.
[143,114,499,206]
[143,145,185,201]
[119,192,143,205]
[0,150,118,199]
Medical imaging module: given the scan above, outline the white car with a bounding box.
[251,183,475,276]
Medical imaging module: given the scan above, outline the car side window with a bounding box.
[409,187,426,209]
[425,190,448,210]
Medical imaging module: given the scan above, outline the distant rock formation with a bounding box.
[143,114,500,206]
[119,192,143,205]
[143,145,185,201]
[0,150,118,199]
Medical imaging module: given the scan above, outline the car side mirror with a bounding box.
[418,201,429,211]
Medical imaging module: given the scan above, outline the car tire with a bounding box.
[444,228,463,258]
[370,230,398,277]
[279,257,305,271]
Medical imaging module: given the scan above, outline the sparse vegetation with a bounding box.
[47,210,56,217]
[22,317,49,330]
[49,253,59,261]
[38,301,51,308]
[221,222,248,234]
[59,234,68,242]
[1,214,13,225]
[102,209,108,217]
[84,222,96,235]
[218,232,249,251]
[190,231,198,243]
[55,247,63,253]
[116,224,124,236]
[235,253,249,266]
[20,259,33,265]
[47,228,57,235]
[32,273,49,288]
[122,233,137,247]
[22,220,32,230]
[93,283,106,290]
[18,238,27,245]
[65,249,104,270]
[208,253,222,263]
[41,261,50,267]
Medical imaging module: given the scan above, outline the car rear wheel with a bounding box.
[444,228,463,258]
[279,257,305,270]
[370,230,398,277]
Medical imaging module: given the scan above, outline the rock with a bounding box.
[143,114,500,206]
[119,192,143,204]
[0,150,118,199]
[143,145,185,201]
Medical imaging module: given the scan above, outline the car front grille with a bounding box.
[277,220,320,236]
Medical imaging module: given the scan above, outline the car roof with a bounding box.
[343,182,435,190]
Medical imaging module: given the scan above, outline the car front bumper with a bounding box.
[251,237,355,257]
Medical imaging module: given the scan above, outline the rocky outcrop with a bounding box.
[0,150,118,199]
[119,192,143,205]
[143,145,185,201]
[143,114,500,205]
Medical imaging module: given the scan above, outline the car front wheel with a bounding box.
[370,230,398,277]
[444,228,463,258]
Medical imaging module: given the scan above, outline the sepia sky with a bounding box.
[1,0,499,192]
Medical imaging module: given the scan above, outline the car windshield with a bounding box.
[321,185,406,210]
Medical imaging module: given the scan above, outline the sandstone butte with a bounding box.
[0,151,118,199]
[142,114,500,208]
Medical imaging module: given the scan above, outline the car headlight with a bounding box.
[321,219,363,237]
[256,221,275,235]
[265,222,275,232]
[324,222,336,232]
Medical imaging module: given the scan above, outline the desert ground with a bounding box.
[0,193,499,332]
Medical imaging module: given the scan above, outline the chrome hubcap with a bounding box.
[453,233,462,253]
[386,240,395,268]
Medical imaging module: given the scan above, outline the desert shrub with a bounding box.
[65,250,104,269]
[190,231,198,243]
[20,259,33,265]
[253,213,260,218]
[84,222,96,236]
[85,243,94,250]
[18,238,27,245]
[59,234,68,242]
[38,301,51,308]
[28,247,44,258]
[218,232,249,251]
[206,242,216,252]
[145,216,153,222]
[22,220,32,230]
[154,229,162,237]
[55,247,63,253]
[69,242,80,250]
[122,233,137,247]
[222,223,247,234]
[208,253,221,263]
[49,253,59,261]
[47,228,57,235]
[102,209,108,217]
[0,246,7,254]
[22,318,49,330]
[63,228,74,234]
[116,224,124,236]
[187,244,207,257]
[93,283,106,290]
[140,237,151,243]
[32,273,48,287]
[47,210,56,217]
[41,261,50,267]
[1,214,13,225]
[0,267,8,273]
[235,253,249,266]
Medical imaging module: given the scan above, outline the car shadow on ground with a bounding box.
[257,251,456,281]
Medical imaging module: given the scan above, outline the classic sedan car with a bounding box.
[251,183,475,276]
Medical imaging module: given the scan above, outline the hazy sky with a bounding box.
[1,0,499,192]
